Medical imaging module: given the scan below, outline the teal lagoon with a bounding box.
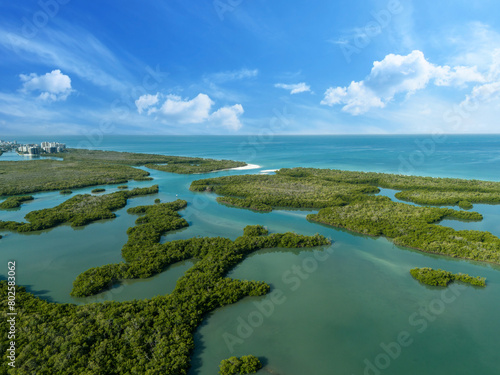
[1,135,499,374]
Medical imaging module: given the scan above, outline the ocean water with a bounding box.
[1,135,500,374]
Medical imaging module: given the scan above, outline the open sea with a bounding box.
[1,135,500,374]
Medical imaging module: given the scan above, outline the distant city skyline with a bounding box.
[1,1,500,135]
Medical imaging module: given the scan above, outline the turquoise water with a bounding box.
[6,134,500,180]
[1,135,500,374]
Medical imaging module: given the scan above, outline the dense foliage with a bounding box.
[72,202,330,297]
[0,195,34,209]
[243,225,268,237]
[145,159,245,174]
[308,197,500,264]
[410,267,486,287]
[0,148,246,197]
[91,188,106,193]
[0,186,158,233]
[1,202,329,374]
[191,168,500,265]
[191,174,376,212]
[60,189,73,194]
[0,159,151,196]
[219,355,262,374]
[191,167,500,210]
[60,148,246,174]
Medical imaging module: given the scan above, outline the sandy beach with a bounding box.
[228,163,261,171]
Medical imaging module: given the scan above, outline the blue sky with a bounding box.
[1,0,500,135]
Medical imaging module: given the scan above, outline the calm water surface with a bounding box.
[1,135,499,374]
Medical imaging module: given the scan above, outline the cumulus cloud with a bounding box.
[274,82,311,94]
[135,92,244,130]
[460,81,500,109]
[433,65,485,87]
[158,94,214,124]
[135,94,159,114]
[19,69,72,101]
[321,50,487,115]
[208,104,244,130]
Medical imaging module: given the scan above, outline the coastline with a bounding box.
[226,163,261,171]
[260,169,279,174]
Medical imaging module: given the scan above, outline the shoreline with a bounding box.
[260,169,278,174]
[226,163,261,171]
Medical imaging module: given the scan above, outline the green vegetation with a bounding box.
[394,190,499,207]
[458,200,473,210]
[243,224,268,237]
[71,202,329,297]
[52,148,175,165]
[0,186,158,233]
[60,189,72,194]
[191,167,500,210]
[308,198,500,263]
[191,168,500,265]
[117,185,128,189]
[1,201,329,374]
[154,198,161,204]
[0,159,151,196]
[0,195,34,209]
[146,159,245,174]
[410,267,486,287]
[219,355,262,374]
[91,188,106,193]
[57,148,246,174]
[0,148,246,197]
[190,169,379,211]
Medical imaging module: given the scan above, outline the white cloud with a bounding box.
[274,82,311,94]
[460,81,500,109]
[19,69,72,101]
[0,24,132,92]
[208,104,244,130]
[321,50,487,115]
[323,82,384,115]
[433,65,486,87]
[135,93,159,114]
[135,92,244,130]
[488,48,500,80]
[158,94,214,124]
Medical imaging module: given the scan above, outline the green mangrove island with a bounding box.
[219,355,262,375]
[0,195,34,209]
[1,199,329,374]
[2,152,498,374]
[410,267,486,287]
[71,202,329,297]
[190,167,500,264]
[0,148,247,196]
[0,186,158,232]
